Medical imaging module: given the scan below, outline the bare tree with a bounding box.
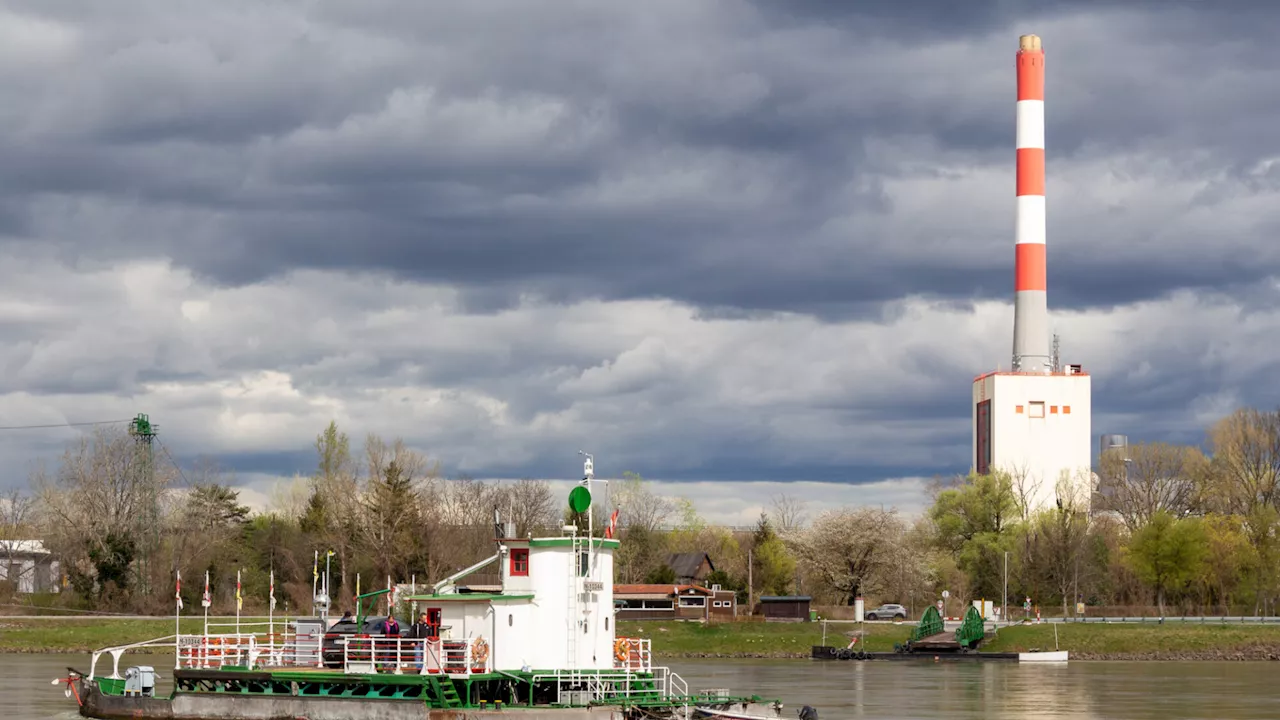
[611,472,673,533]
[268,474,313,521]
[1007,461,1043,522]
[1098,442,1203,531]
[769,493,807,533]
[1031,480,1092,617]
[0,488,35,588]
[1205,408,1280,515]
[496,479,558,537]
[34,425,177,603]
[0,488,33,539]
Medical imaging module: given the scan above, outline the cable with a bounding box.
[157,438,192,487]
[0,418,131,431]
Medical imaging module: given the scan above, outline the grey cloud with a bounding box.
[1,2,1280,498]
[2,1,1277,319]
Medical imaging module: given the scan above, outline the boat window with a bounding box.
[605,617,609,631]
[508,614,513,627]
[511,548,529,576]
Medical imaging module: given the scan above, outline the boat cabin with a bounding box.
[406,534,619,672]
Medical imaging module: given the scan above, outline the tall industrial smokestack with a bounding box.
[1012,34,1050,372]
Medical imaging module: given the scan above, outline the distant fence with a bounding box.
[1040,615,1280,624]
[811,603,1280,622]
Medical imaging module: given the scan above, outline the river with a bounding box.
[7,653,1275,718]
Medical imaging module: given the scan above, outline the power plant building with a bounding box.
[971,34,1092,513]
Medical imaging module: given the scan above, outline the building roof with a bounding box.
[405,593,534,602]
[0,540,50,555]
[667,552,714,578]
[759,595,812,602]
[614,584,711,597]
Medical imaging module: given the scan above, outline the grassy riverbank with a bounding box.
[4,616,1280,660]
[982,623,1280,660]
[0,618,238,654]
[616,620,1280,661]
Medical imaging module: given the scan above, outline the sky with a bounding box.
[2,0,1279,525]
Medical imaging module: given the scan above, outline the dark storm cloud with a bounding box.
[3,0,1278,318]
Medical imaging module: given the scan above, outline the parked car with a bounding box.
[865,603,908,621]
[321,615,405,668]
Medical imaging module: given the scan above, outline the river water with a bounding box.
[7,652,1275,719]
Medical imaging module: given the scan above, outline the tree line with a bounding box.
[4,407,1280,617]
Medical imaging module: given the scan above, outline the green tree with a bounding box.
[1124,511,1208,614]
[750,514,795,596]
[187,484,250,530]
[1197,513,1255,610]
[645,564,676,584]
[929,471,1019,599]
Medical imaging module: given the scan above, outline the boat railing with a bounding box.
[176,633,260,670]
[89,635,181,680]
[613,637,651,672]
[529,666,691,705]
[340,635,488,676]
[654,665,688,699]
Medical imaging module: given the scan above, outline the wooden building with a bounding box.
[613,584,737,621]
[756,595,811,622]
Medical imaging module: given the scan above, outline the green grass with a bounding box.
[7,616,1280,660]
[983,622,1280,658]
[0,618,258,653]
[616,620,913,658]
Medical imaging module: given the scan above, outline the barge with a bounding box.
[56,456,810,720]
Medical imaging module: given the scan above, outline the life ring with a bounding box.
[472,638,489,664]
[614,638,629,663]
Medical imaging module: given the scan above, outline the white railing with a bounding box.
[90,635,180,680]
[176,633,259,670]
[655,666,688,699]
[339,634,489,676]
[612,637,651,672]
[529,665,690,706]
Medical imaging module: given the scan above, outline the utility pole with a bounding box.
[747,547,753,617]
[1003,551,1009,626]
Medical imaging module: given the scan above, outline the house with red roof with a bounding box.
[613,583,737,621]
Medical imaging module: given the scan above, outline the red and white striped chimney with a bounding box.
[1012,34,1050,372]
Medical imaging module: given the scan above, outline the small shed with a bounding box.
[0,540,60,594]
[756,595,811,622]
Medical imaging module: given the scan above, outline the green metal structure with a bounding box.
[910,604,944,642]
[354,587,392,625]
[954,605,987,648]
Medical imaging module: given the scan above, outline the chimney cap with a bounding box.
[1019,34,1041,52]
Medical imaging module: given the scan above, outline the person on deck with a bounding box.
[410,612,431,670]
[380,614,401,672]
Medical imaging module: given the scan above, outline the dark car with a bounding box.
[321,615,405,668]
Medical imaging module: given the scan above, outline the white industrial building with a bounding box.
[972,368,1093,512]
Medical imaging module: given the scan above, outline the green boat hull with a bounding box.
[73,668,786,720]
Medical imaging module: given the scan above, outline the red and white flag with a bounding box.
[175,570,183,611]
[604,508,620,539]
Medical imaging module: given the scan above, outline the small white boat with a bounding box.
[1018,650,1069,663]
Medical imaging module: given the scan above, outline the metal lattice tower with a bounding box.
[129,413,159,597]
